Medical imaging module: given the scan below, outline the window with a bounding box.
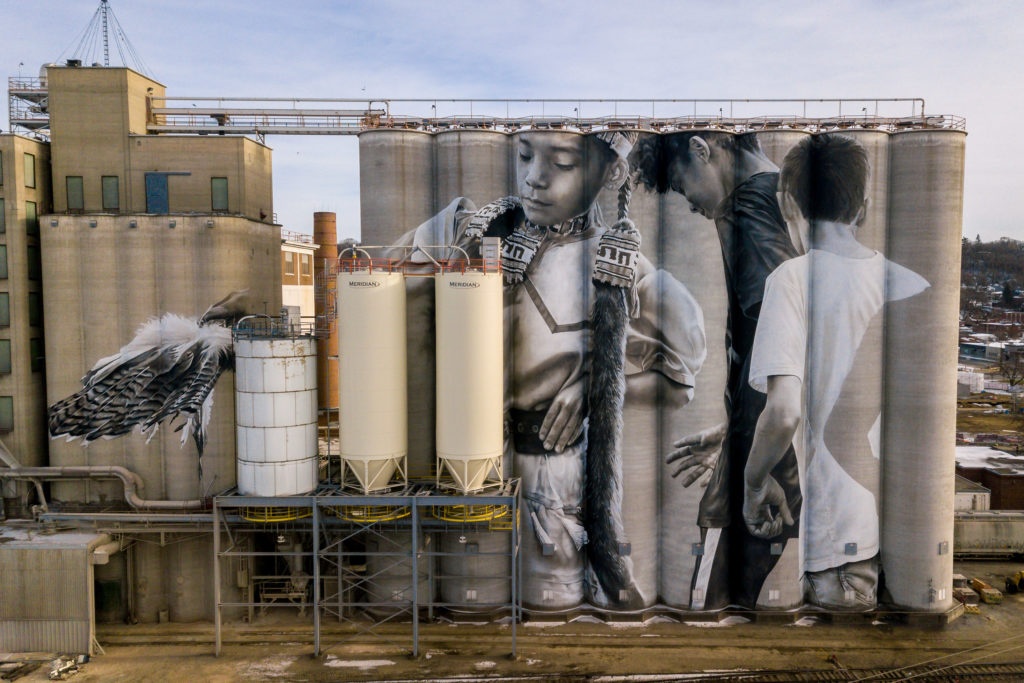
[0,150,4,185]
[27,245,41,281]
[0,198,5,233]
[28,292,42,327]
[300,253,312,276]
[24,153,35,188]
[211,177,228,212]
[0,245,7,279]
[0,340,10,374]
[284,251,295,276]
[102,176,119,211]
[67,176,84,212]
[26,201,38,236]
[0,397,12,432]
[0,293,8,327]
[30,338,43,373]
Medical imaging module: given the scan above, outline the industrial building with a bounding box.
[0,55,969,658]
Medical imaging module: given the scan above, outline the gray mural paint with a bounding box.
[356,126,964,613]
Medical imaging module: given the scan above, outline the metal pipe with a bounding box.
[29,478,48,513]
[39,512,215,524]
[0,466,205,510]
[0,437,22,469]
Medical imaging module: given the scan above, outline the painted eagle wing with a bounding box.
[48,313,234,455]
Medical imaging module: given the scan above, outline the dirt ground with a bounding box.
[957,394,1023,435]
[5,560,1024,682]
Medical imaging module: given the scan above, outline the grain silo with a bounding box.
[435,129,513,213]
[337,267,408,492]
[652,130,728,611]
[881,128,966,611]
[359,129,437,478]
[435,265,504,493]
[234,329,319,497]
[358,129,436,248]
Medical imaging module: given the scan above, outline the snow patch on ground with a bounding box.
[684,615,750,628]
[239,656,295,678]
[323,656,395,670]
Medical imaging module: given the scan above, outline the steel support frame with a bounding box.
[213,481,520,658]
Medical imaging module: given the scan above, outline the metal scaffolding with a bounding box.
[212,480,520,657]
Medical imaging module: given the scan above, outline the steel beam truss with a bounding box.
[213,480,520,658]
[148,97,965,137]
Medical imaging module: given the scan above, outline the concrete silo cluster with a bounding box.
[0,67,967,657]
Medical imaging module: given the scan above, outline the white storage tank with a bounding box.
[435,266,504,492]
[235,329,319,497]
[338,268,408,492]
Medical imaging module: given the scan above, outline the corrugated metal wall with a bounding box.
[0,544,94,653]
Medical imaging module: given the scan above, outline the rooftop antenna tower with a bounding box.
[64,0,153,76]
[7,0,152,138]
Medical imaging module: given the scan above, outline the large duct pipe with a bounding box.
[0,466,205,510]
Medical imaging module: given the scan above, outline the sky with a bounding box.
[3,0,1022,242]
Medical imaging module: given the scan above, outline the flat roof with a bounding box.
[957,445,1024,476]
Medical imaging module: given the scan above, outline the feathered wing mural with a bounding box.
[48,291,250,473]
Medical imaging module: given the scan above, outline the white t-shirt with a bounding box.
[749,249,928,573]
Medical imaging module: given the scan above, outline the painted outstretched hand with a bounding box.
[665,422,725,488]
[743,475,794,539]
[540,379,585,454]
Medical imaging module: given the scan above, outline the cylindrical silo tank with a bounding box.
[313,212,340,415]
[794,130,892,612]
[882,129,966,611]
[655,130,730,610]
[756,129,814,254]
[338,269,408,492]
[438,531,511,611]
[358,129,436,247]
[235,333,319,497]
[739,130,813,611]
[360,129,437,479]
[435,129,514,212]
[596,130,661,609]
[362,530,433,614]
[435,268,504,492]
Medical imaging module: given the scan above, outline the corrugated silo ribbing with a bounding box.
[313,211,339,412]
[882,130,966,611]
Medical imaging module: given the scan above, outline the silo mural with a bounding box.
[359,123,965,614]
[39,121,964,619]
